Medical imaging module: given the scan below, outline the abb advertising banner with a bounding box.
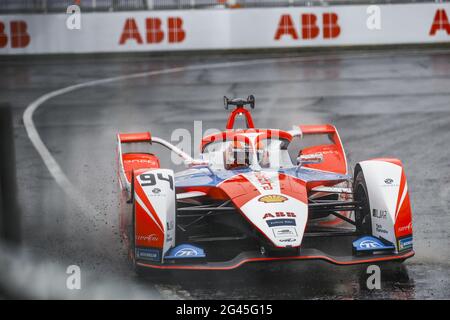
[1,3,450,54]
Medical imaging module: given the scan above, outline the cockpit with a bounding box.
[201,131,294,171]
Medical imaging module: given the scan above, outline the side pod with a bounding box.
[356,158,413,253]
[298,124,348,175]
[133,168,176,263]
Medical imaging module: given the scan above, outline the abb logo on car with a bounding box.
[0,21,30,48]
[254,172,273,191]
[274,13,340,40]
[119,17,185,45]
[263,212,297,219]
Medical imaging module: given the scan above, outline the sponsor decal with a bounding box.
[274,13,340,41]
[272,226,298,238]
[136,233,159,242]
[126,159,154,163]
[136,248,160,261]
[165,244,206,259]
[152,187,161,194]
[398,236,413,251]
[258,194,288,203]
[353,236,395,252]
[398,222,412,233]
[0,20,31,49]
[266,218,296,227]
[381,177,399,187]
[175,248,197,257]
[263,211,296,219]
[375,223,388,235]
[429,9,450,36]
[360,239,382,249]
[119,17,186,45]
[279,238,297,243]
[372,209,387,219]
[254,172,273,190]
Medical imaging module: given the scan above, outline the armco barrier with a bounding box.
[0,3,450,54]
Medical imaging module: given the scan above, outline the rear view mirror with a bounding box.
[297,153,323,165]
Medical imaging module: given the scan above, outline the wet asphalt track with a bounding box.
[1,47,450,299]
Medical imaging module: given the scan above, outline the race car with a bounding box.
[116,95,414,272]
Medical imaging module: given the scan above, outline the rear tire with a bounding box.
[354,170,372,235]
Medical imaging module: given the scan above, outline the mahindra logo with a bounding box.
[152,188,161,194]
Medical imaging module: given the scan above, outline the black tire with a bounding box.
[354,170,372,235]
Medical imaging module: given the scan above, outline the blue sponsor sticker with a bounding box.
[136,248,160,262]
[165,244,206,259]
[398,236,413,251]
[266,219,296,227]
[353,236,395,252]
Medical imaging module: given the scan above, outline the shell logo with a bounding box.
[258,195,288,203]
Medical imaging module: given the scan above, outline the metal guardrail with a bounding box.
[0,0,447,14]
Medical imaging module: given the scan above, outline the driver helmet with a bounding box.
[255,140,270,168]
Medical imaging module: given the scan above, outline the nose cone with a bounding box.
[218,171,309,248]
[240,194,308,247]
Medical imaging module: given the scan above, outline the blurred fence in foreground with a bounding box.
[0,0,447,13]
[0,105,20,245]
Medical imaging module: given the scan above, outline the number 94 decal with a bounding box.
[138,172,174,191]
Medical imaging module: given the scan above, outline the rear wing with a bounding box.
[116,132,153,190]
[117,131,194,172]
[300,124,337,135]
[116,131,198,196]
[117,132,152,144]
[296,124,348,175]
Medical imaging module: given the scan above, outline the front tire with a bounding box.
[354,170,372,235]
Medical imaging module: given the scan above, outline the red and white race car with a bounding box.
[116,95,414,272]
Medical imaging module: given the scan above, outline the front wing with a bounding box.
[136,248,414,270]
